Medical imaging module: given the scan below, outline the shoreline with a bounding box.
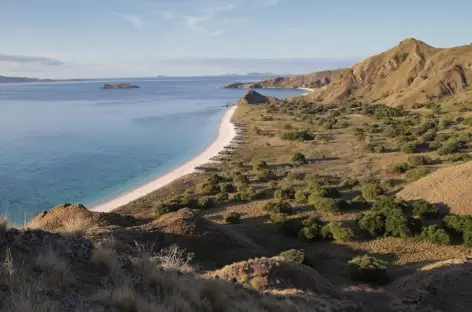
[90,105,238,212]
[297,87,314,94]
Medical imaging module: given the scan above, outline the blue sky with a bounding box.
[1,0,471,79]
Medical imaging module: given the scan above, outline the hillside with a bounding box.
[397,161,472,215]
[223,38,472,107]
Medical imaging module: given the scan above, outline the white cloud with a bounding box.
[109,12,144,28]
[156,10,176,20]
[263,0,281,6]
[185,14,213,28]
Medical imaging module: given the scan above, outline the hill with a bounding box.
[397,161,472,215]
[0,75,48,83]
[223,38,472,107]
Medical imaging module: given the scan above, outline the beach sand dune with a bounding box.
[91,105,237,212]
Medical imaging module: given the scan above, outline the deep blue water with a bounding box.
[0,76,306,224]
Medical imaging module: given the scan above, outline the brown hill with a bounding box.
[237,89,278,105]
[224,38,472,107]
[397,161,472,215]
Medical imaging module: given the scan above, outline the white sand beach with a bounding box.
[91,105,237,212]
[298,88,314,94]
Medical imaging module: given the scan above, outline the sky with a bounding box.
[1,0,471,79]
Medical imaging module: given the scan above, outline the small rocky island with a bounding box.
[101,83,140,89]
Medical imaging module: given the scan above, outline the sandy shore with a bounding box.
[91,105,237,212]
[298,88,314,94]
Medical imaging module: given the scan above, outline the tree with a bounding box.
[348,255,389,284]
[361,183,384,201]
[291,152,307,164]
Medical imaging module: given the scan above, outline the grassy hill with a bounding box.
[223,38,472,107]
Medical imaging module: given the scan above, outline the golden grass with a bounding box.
[61,215,92,238]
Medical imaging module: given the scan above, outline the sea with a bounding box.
[0,76,306,224]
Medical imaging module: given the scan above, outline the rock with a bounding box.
[101,83,140,89]
[237,89,278,105]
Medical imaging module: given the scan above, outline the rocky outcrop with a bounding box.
[237,89,278,105]
[101,83,140,89]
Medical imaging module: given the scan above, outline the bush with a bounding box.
[357,212,386,238]
[391,163,409,174]
[281,130,314,141]
[263,201,293,214]
[443,214,472,234]
[348,255,388,284]
[279,249,305,264]
[401,142,418,154]
[411,199,438,218]
[310,196,339,213]
[371,196,406,214]
[295,190,307,203]
[298,217,324,241]
[463,231,472,247]
[225,212,242,224]
[405,168,429,181]
[216,192,229,201]
[197,182,219,195]
[197,198,214,210]
[257,169,273,181]
[351,196,370,209]
[233,174,250,185]
[292,152,307,164]
[420,225,450,245]
[274,188,295,201]
[385,209,410,237]
[407,155,433,166]
[361,183,384,201]
[428,141,442,150]
[219,182,233,193]
[154,203,170,219]
[321,222,354,241]
[252,160,268,171]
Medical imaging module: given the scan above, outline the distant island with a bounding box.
[101,83,140,89]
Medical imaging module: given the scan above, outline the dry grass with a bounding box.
[34,250,76,291]
[0,214,10,231]
[61,216,93,238]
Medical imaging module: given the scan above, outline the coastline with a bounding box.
[297,87,314,94]
[90,105,238,212]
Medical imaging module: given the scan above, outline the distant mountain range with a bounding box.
[223,38,472,107]
[0,75,54,83]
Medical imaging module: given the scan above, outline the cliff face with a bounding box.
[223,38,472,107]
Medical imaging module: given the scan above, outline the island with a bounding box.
[101,83,140,89]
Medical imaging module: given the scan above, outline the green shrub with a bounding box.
[219,182,233,193]
[357,212,386,238]
[233,174,250,185]
[216,192,229,201]
[366,143,385,153]
[420,225,450,245]
[351,196,370,209]
[281,130,314,141]
[407,155,433,166]
[448,153,472,163]
[279,249,305,264]
[443,214,472,234]
[391,163,409,174]
[310,196,339,213]
[225,212,242,224]
[401,142,418,154]
[257,169,273,181]
[385,209,410,238]
[197,198,214,210]
[321,222,354,241]
[269,212,288,223]
[463,231,472,247]
[295,190,307,203]
[371,196,406,214]
[361,183,384,200]
[274,188,295,201]
[263,201,293,214]
[411,199,438,218]
[292,152,307,164]
[154,203,170,219]
[252,160,268,171]
[298,226,322,241]
[348,255,388,284]
[197,182,220,195]
[405,168,429,181]
[428,141,442,150]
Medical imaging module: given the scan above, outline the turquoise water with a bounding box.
[0,76,306,223]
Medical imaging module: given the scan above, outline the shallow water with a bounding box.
[0,76,306,223]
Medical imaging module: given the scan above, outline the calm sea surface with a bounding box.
[0,76,306,223]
